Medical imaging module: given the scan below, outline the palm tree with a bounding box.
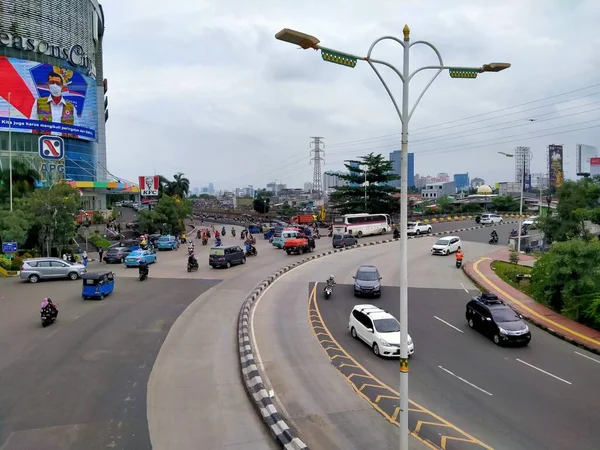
[158,175,172,197]
[170,172,190,198]
[0,159,40,200]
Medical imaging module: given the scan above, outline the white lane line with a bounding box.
[438,366,493,396]
[434,316,464,333]
[575,351,600,365]
[516,358,572,385]
[459,282,469,293]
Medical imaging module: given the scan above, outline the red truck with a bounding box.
[290,215,314,225]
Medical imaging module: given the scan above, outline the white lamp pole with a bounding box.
[275,26,510,449]
[8,92,13,212]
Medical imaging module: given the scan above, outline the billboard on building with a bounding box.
[0,56,97,141]
[548,145,564,189]
[139,176,159,196]
[590,158,600,177]
[576,144,599,174]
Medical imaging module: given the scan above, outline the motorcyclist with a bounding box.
[221,226,226,236]
[215,236,222,246]
[41,298,58,317]
[188,241,195,251]
[231,226,235,235]
[245,241,252,254]
[326,275,336,288]
[138,260,149,277]
[510,228,517,237]
[490,228,498,241]
[455,248,464,263]
[188,252,198,267]
[201,232,207,241]
[215,230,220,239]
[393,227,400,239]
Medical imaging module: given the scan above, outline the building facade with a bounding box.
[0,0,122,208]
[453,173,470,191]
[323,172,348,191]
[421,181,456,199]
[389,150,415,188]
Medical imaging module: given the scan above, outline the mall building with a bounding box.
[0,0,138,209]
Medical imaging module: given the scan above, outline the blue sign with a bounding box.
[39,136,65,160]
[2,242,18,253]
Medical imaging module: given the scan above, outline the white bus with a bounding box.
[332,213,392,237]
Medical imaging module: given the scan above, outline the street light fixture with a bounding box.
[276,25,510,449]
[498,150,533,253]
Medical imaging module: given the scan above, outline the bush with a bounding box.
[92,211,105,224]
[0,255,11,270]
[491,260,532,293]
[10,256,23,271]
[509,250,520,264]
[88,233,111,250]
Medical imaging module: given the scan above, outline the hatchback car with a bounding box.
[480,214,503,224]
[466,293,531,346]
[353,265,382,297]
[332,233,358,248]
[103,246,132,264]
[124,249,157,267]
[209,245,246,268]
[20,257,87,283]
[431,236,462,255]
[349,305,414,357]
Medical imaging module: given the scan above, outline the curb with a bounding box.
[237,220,520,448]
[462,265,600,356]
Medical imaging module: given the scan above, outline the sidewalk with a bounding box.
[464,248,600,355]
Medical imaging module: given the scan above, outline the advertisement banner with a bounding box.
[590,157,600,177]
[139,176,159,196]
[548,145,564,189]
[0,56,97,141]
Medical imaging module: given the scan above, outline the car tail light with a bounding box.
[218,257,225,261]
[20,265,24,271]
[344,226,347,232]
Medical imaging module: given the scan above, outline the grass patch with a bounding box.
[491,260,533,295]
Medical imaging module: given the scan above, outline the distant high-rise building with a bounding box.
[304,182,313,191]
[324,172,348,190]
[388,150,415,188]
[470,177,485,188]
[453,173,470,191]
[208,183,215,194]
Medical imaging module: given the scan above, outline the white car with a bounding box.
[522,216,538,228]
[431,236,462,255]
[480,213,503,224]
[407,221,432,235]
[349,304,414,357]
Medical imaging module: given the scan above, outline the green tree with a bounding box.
[458,202,483,213]
[0,159,40,201]
[253,197,270,214]
[22,184,82,255]
[277,203,296,217]
[0,207,33,246]
[326,153,400,214]
[538,178,600,244]
[491,195,520,212]
[170,172,190,198]
[436,195,455,214]
[138,195,192,235]
[530,239,600,329]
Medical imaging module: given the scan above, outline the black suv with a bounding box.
[465,293,531,346]
[353,265,382,297]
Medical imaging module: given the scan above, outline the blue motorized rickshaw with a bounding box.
[82,271,115,300]
[248,224,261,234]
[263,226,275,240]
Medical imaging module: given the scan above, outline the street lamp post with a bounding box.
[364,168,368,212]
[499,151,533,253]
[275,26,510,448]
[8,92,13,212]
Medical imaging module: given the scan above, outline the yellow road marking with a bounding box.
[473,258,600,346]
[441,436,480,448]
[308,282,494,450]
[375,394,398,403]
[391,406,400,421]
[319,339,337,345]
[339,363,359,369]
[415,420,452,434]
[359,383,384,392]
[347,373,372,381]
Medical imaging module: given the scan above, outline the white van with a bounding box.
[480,214,503,224]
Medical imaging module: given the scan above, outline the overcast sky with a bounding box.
[103,0,600,190]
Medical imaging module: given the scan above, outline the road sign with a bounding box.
[39,136,65,160]
[2,242,18,253]
[139,175,159,196]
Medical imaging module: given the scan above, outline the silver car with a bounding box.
[19,257,87,283]
[332,233,358,248]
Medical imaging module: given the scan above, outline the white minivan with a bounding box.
[480,213,503,224]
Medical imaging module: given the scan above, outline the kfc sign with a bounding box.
[139,176,159,196]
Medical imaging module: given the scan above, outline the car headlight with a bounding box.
[498,327,508,334]
[374,284,380,290]
[380,339,390,346]
[407,338,413,345]
[523,325,529,333]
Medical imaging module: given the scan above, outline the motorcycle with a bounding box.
[188,247,195,255]
[246,247,258,257]
[139,271,148,281]
[489,235,499,244]
[328,230,333,237]
[40,305,58,327]
[314,232,321,239]
[187,261,199,272]
[232,229,236,237]
[393,230,400,239]
[324,284,333,299]
[222,228,226,236]
[456,259,462,269]
[201,238,208,246]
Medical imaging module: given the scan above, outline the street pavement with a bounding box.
[253,238,600,450]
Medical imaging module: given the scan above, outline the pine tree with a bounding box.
[326,153,400,214]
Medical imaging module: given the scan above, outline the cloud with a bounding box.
[103,0,600,189]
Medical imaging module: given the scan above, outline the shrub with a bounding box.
[88,233,111,250]
[92,211,105,224]
[10,256,23,271]
[0,255,11,270]
[22,252,33,259]
[509,250,520,264]
[491,260,532,292]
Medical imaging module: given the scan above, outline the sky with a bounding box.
[102,0,600,191]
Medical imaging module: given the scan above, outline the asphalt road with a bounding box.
[312,243,600,450]
[0,274,219,450]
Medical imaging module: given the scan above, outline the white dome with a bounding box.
[477,185,493,195]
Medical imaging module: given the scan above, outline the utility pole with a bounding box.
[310,137,324,200]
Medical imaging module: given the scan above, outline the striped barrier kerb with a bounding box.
[422,213,527,224]
[237,220,520,449]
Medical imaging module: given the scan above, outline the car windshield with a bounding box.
[129,251,142,257]
[107,249,120,254]
[492,308,520,322]
[435,239,449,246]
[374,318,401,333]
[158,237,170,242]
[333,235,342,239]
[357,270,379,281]
[407,222,416,228]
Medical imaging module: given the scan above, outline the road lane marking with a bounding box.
[434,316,464,333]
[460,282,469,293]
[438,366,493,396]
[472,258,600,348]
[515,358,572,385]
[309,283,494,450]
[575,351,600,364]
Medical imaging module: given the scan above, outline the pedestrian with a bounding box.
[98,247,104,263]
[82,250,88,267]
